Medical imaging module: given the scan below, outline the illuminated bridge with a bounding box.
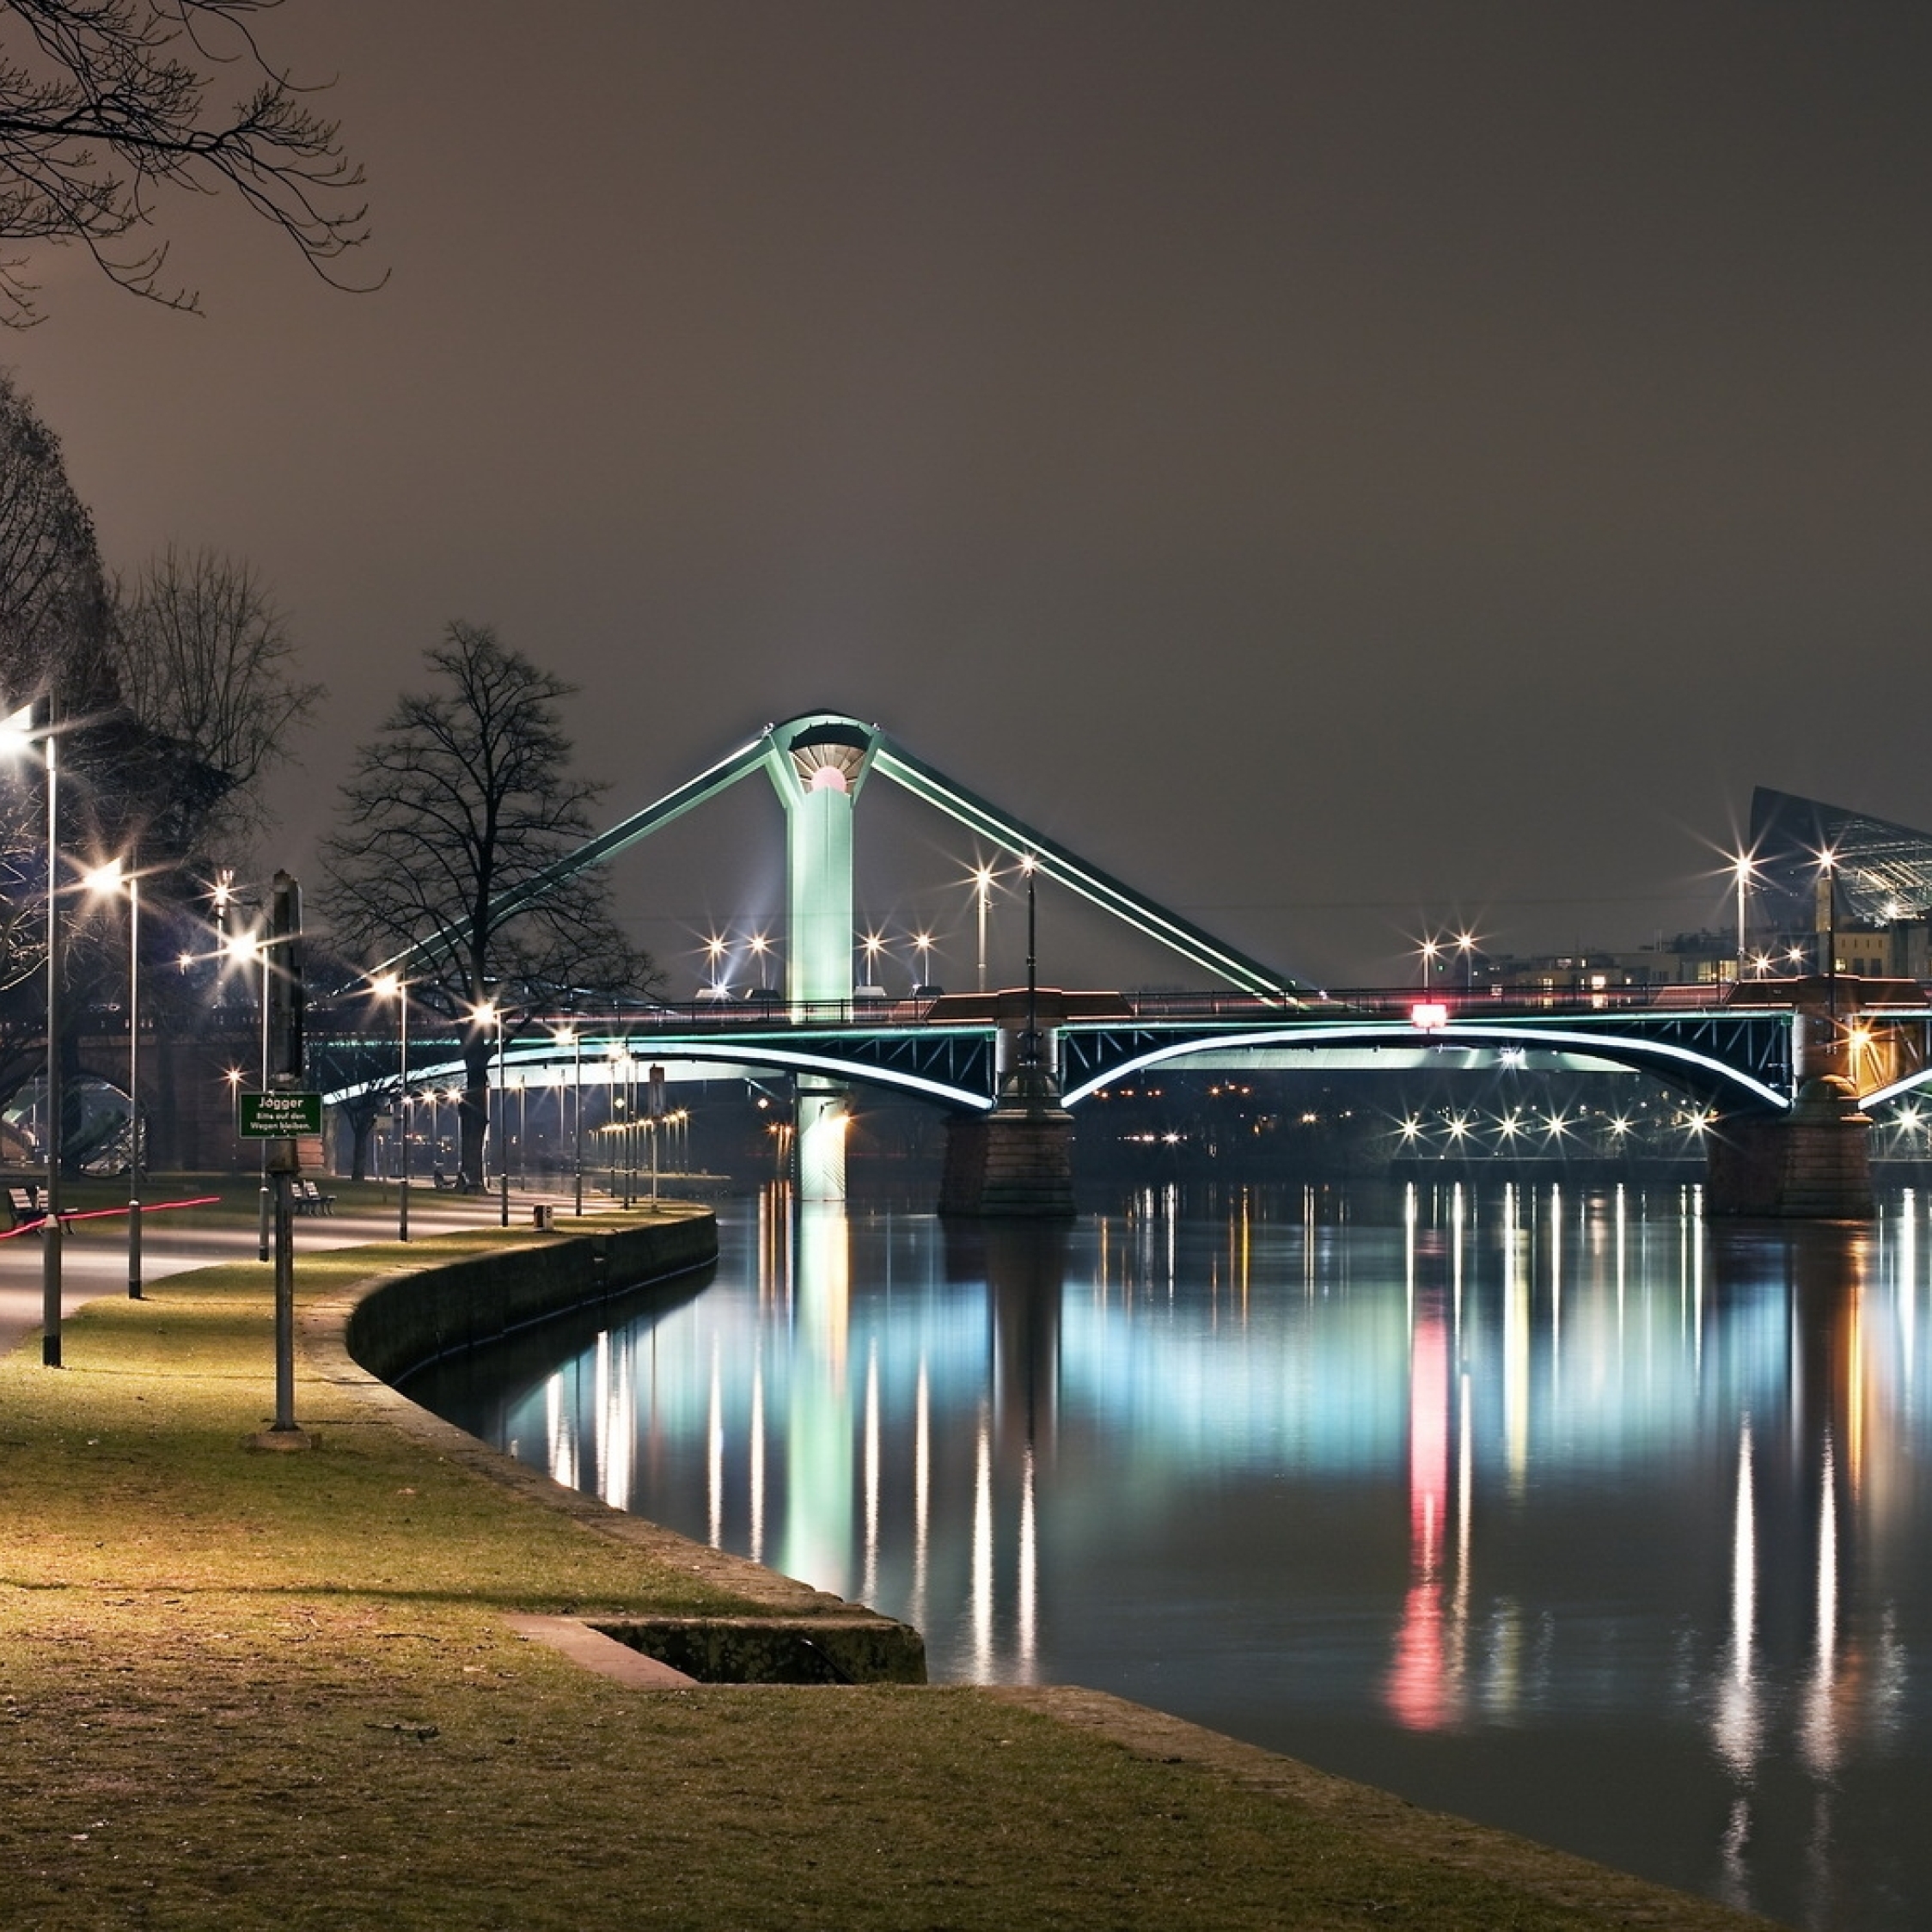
[343,711,1932,1218]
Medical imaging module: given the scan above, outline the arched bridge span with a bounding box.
[333,993,1807,1119]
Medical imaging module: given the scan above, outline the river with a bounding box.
[408,1178,1932,1932]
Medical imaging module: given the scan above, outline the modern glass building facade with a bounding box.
[1749,786,1932,930]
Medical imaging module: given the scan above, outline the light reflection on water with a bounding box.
[410,1179,1932,1932]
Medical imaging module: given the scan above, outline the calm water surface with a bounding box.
[412,1180,1932,1932]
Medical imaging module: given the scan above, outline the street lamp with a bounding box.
[554,1023,584,1214]
[473,1000,511,1226]
[1416,934,1441,988]
[606,1042,631,1205]
[912,929,934,991]
[1728,851,1756,978]
[1816,847,1840,1019]
[371,973,410,1240]
[83,859,144,1297]
[970,862,998,993]
[2,700,64,1366]
[1020,853,1040,1070]
[221,921,275,1260]
[1453,929,1477,993]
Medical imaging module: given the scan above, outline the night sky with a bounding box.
[8,3,1932,992]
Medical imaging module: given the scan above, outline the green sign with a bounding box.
[238,1091,323,1138]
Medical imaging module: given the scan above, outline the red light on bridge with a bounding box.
[1410,1001,1450,1031]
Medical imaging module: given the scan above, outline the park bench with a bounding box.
[431,1169,458,1192]
[6,1183,43,1230]
[293,1178,336,1216]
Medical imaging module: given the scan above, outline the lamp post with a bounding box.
[1454,929,1477,994]
[83,859,144,1297]
[606,1042,627,1204]
[223,922,274,1261]
[1730,852,1756,980]
[555,1024,584,1214]
[1417,934,1441,988]
[4,701,64,1364]
[913,929,934,991]
[477,1003,510,1226]
[371,973,410,1240]
[1818,848,1840,1020]
[1020,853,1040,1070]
[971,863,997,993]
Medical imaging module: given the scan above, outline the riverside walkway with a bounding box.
[0,1179,1778,1931]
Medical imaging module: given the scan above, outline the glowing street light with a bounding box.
[472,1000,510,1226]
[1727,850,1757,977]
[912,929,935,991]
[554,1024,584,1214]
[3,699,64,1364]
[1453,929,1478,992]
[969,862,999,993]
[1020,853,1041,1070]
[1416,933,1441,987]
[219,914,279,1261]
[83,858,144,1297]
[607,1041,633,1205]
[1815,847,1841,1018]
[370,973,411,1241]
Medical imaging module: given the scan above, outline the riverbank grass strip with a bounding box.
[0,1232,1776,1930]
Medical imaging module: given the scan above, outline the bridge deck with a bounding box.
[314,984,1932,1117]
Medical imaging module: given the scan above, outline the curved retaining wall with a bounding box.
[344,1213,719,1385]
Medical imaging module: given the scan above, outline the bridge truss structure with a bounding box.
[333,988,1932,1130]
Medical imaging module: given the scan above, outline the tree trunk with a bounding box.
[460,1036,493,1191]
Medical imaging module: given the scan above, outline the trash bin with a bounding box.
[532,1203,553,1230]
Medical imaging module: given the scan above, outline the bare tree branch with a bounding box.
[0,0,376,322]
[113,540,323,853]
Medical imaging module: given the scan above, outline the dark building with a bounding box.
[1751,788,1932,926]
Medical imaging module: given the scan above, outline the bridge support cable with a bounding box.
[382,711,1303,1006]
[369,732,772,984]
[869,733,1301,1000]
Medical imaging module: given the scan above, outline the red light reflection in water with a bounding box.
[1385,1290,1456,1729]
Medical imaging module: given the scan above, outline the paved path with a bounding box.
[0,1186,572,1360]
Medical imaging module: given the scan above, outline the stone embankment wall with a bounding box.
[345,1214,718,1385]
[317,1212,931,1684]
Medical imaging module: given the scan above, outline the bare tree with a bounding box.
[0,0,373,323]
[320,622,655,1190]
[114,541,323,853]
[0,364,112,711]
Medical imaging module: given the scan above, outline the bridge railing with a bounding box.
[308,981,1930,1051]
[576,983,1853,1032]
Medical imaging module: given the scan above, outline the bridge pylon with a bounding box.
[763,717,883,1201]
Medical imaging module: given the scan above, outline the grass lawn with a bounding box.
[0,1206,1779,1930]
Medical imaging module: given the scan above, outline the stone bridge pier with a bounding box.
[939,990,1075,1218]
[1707,1006,1874,1219]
